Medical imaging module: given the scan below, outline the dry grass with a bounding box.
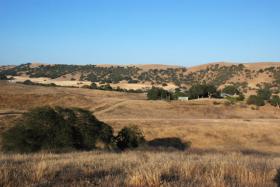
[1,82,280,154]
[1,82,280,186]
[0,151,279,187]
[107,119,280,154]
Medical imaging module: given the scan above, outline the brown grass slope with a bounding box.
[0,82,280,154]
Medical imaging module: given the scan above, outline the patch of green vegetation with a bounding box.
[270,95,280,107]
[147,87,175,100]
[115,126,145,150]
[188,84,219,99]
[0,74,8,80]
[247,95,265,106]
[2,106,114,153]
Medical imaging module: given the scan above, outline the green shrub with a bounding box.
[23,80,34,85]
[89,82,98,89]
[237,93,245,101]
[257,87,272,100]
[188,84,219,99]
[147,87,174,100]
[1,106,113,153]
[222,85,240,95]
[0,74,8,80]
[247,95,265,106]
[115,126,145,150]
[128,79,138,84]
[274,168,280,187]
[99,84,113,91]
[270,95,280,107]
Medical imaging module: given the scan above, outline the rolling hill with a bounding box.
[1,62,280,92]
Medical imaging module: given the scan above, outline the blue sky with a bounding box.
[0,0,280,66]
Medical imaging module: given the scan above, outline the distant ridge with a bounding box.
[1,61,280,91]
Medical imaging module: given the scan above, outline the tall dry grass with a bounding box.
[0,151,279,187]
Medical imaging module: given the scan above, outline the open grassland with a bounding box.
[107,119,280,154]
[0,81,280,154]
[0,151,279,187]
[1,81,280,186]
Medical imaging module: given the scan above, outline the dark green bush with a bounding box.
[1,106,113,153]
[99,84,113,91]
[115,126,145,150]
[0,74,8,80]
[23,80,34,85]
[188,84,219,99]
[128,79,138,84]
[247,95,265,106]
[237,93,245,101]
[274,168,280,187]
[257,87,272,100]
[89,82,98,89]
[222,85,240,95]
[270,95,280,107]
[147,87,174,100]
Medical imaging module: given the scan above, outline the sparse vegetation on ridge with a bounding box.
[2,62,280,90]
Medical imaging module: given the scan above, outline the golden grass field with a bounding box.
[0,81,280,186]
[1,151,279,187]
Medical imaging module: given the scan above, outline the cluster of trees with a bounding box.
[22,80,57,87]
[0,63,253,88]
[246,86,280,107]
[2,106,190,153]
[29,64,81,79]
[83,82,144,93]
[83,66,140,84]
[222,85,240,95]
[1,107,144,153]
[147,87,175,100]
[146,83,280,108]
[147,84,220,100]
[222,85,245,102]
[188,84,219,99]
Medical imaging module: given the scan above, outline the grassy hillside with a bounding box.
[1,82,280,154]
[1,81,280,186]
[1,62,280,91]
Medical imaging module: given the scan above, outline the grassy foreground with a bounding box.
[1,151,279,187]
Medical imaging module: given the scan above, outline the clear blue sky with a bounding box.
[0,0,280,66]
